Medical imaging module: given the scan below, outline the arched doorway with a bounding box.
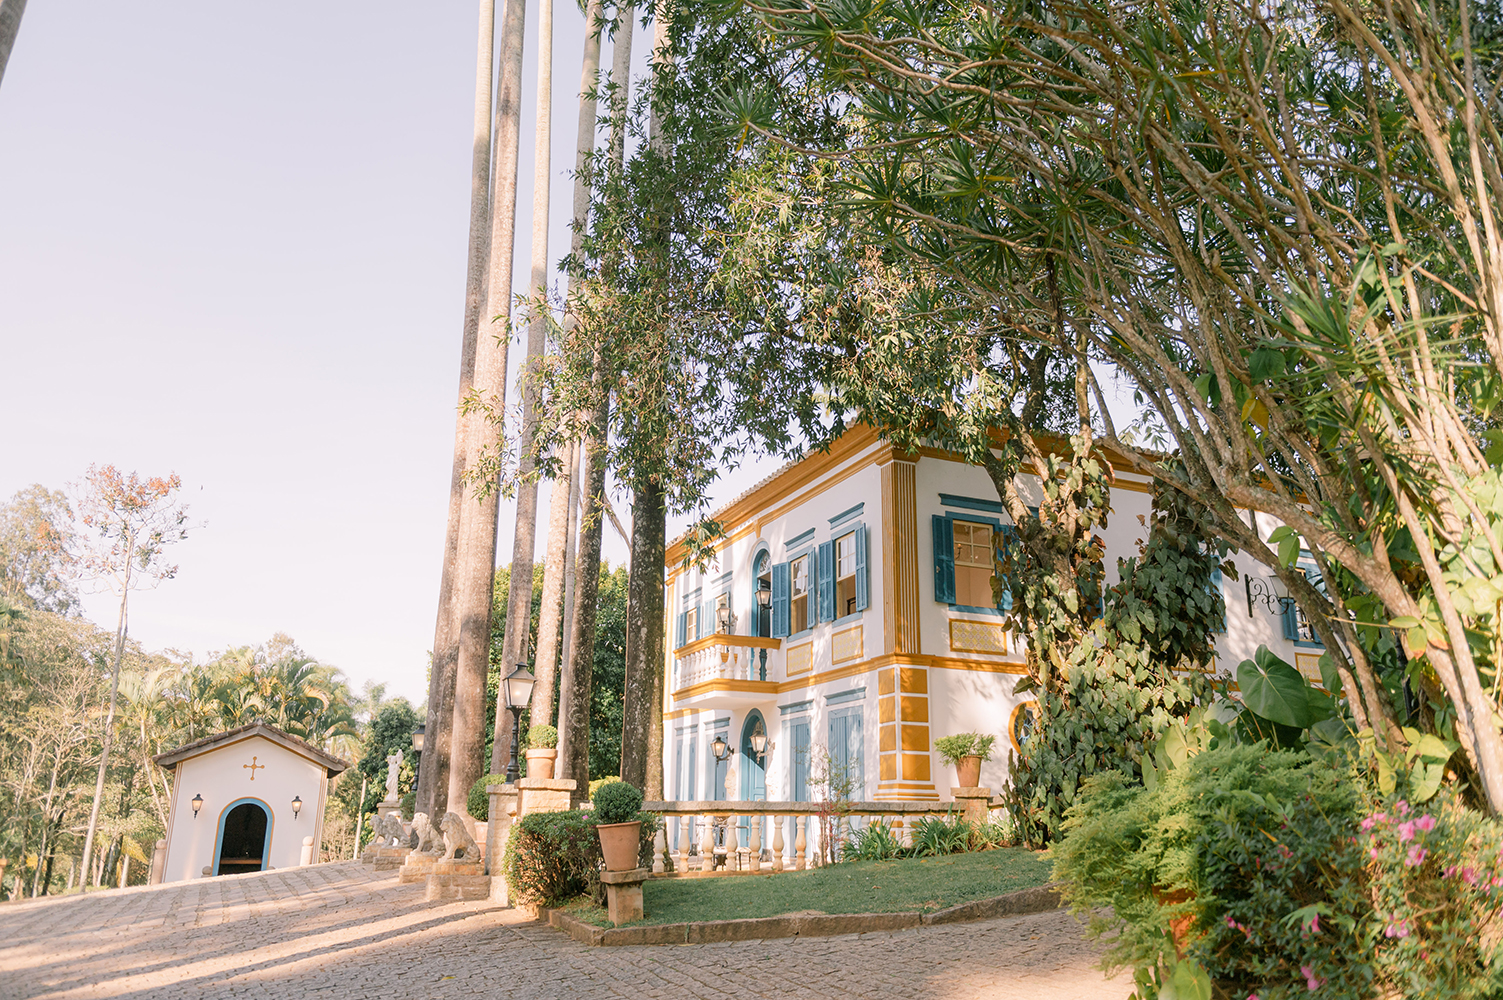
[215,799,270,875]
[738,710,768,850]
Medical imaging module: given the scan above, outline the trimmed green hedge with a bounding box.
[502,809,660,906]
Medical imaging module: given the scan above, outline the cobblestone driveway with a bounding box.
[0,861,1128,999]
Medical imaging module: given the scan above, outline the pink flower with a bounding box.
[1407,846,1428,867]
[1360,816,1376,831]
[1306,913,1321,934]
[1370,847,1381,860]
[1461,867,1479,886]
[1301,965,1327,990]
[1397,821,1416,842]
[1416,814,1436,832]
[1397,800,1410,815]
[1384,921,1411,939]
[1373,812,1389,825]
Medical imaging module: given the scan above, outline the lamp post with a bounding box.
[755,584,772,680]
[502,663,536,783]
[410,724,425,791]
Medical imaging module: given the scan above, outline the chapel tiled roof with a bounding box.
[152,721,350,777]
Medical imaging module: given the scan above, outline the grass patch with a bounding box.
[559,847,1051,928]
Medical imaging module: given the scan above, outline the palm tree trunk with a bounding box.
[490,0,557,772]
[619,476,666,792]
[0,0,28,91]
[79,532,134,892]
[420,0,496,822]
[529,441,576,726]
[449,0,531,820]
[639,3,673,802]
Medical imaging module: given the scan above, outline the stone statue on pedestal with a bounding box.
[384,749,404,802]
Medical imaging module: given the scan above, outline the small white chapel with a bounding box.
[152,722,349,883]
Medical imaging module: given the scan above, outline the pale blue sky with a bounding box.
[0,1,780,704]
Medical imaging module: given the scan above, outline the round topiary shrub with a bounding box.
[526,724,558,750]
[592,780,643,825]
[467,772,508,818]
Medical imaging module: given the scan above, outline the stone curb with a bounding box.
[544,881,1062,947]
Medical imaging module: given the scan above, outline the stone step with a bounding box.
[424,872,492,902]
[397,855,440,884]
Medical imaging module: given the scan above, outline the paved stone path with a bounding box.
[0,861,1129,999]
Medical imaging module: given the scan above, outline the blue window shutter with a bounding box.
[1281,601,1300,641]
[847,708,864,796]
[699,601,711,639]
[932,515,955,604]
[791,721,810,802]
[771,562,791,638]
[854,525,869,611]
[818,541,835,622]
[676,611,687,649]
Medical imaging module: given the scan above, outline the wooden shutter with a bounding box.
[771,562,791,638]
[818,541,835,622]
[932,515,955,604]
[854,524,869,611]
[791,720,810,802]
[676,611,688,649]
[699,601,712,640]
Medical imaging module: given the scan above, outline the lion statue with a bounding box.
[377,813,406,847]
[411,812,443,856]
[439,811,479,862]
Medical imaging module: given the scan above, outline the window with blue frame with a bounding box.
[933,513,1014,612]
[771,525,869,637]
[827,707,864,800]
[1282,563,1326,647]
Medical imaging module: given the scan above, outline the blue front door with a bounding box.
[738,711,768,848]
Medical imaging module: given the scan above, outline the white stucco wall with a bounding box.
[161,734,327,883]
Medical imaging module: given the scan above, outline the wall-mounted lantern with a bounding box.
[711,734,735,764]
[191,793,204,818]
[291,795,303,819]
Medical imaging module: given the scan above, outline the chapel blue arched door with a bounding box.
[739,710,768,848]
[215,799,270,875]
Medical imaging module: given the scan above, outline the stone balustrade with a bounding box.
[643,799,965,874]
[672,636,782,693]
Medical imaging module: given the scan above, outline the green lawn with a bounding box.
[560,847,1052,927]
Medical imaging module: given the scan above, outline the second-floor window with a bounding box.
[953,521,995,607]
[790,554,810,634]
[835,531,859,617]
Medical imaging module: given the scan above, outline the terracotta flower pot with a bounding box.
[597,820,642,872]
[955,755,982,788]
[525,748,557,780]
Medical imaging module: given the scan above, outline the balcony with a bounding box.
[671,634,782,706]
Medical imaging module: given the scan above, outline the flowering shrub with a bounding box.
[1362,793,1503,999]
[502,809,660,906]
[1054,742,1372,999]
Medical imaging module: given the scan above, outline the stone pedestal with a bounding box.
[486,784,518,877]
[425,858,490,902]
[398,852,440,884]
[517,777,577,818]
[600,867,649,925]
[952,786,993,826]
[373,845,412,872]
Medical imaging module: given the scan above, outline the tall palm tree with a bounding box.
[418,0,497,822]
[0,0,27,92]
[448,0,533,820]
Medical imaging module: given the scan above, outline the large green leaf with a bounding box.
[1237,645,1318,728]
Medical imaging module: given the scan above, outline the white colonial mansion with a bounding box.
[660,424,1322,809]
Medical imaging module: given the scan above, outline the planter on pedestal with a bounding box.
[955,755,982,788]
[524,748,557,780]
[597,821,643,872]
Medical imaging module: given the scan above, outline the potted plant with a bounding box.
[593,780,644,871]
[524,724,558,780]
[935,733,997,788]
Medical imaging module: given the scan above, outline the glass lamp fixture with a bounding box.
[711,734,733,763]
[191,793,204,818]
[756,583,772,609]
[503,663,536,710]
[411,725,425,753]
[291,795,303,819]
